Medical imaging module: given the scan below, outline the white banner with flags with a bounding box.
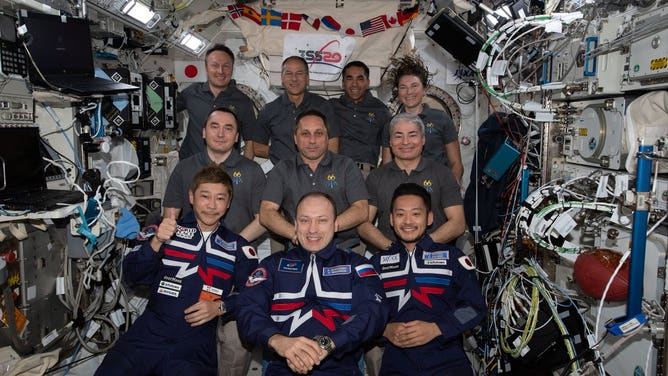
[283,33,356,81]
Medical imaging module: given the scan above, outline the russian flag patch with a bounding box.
[355,264,378,278]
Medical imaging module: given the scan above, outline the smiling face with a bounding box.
[389,119,425,163]
[205,50,234,93]
[282,58,309,97]
[390,194,433,250]
[203,110,238,155]
[295,195,337,253]
[397,74,426,113]
[189,182,231,232]
[342,65,369,103]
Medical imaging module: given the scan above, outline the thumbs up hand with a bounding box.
[156,208,178,243]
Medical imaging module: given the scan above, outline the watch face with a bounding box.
[316,335,332,351]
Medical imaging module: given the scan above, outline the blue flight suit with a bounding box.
[370,236,486,376]
[96,213,258,376]
[237,242,388,375]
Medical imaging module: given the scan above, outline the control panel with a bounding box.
[0,14,27,77]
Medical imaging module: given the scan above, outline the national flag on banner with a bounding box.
[361,15,390,37]
[342,23,361,37]
[174,60,206,83]
[302,14,321,30]
[261,8,282,26]
[281,13,301,30]
[398,5,419,25]
[385,11,401,27]
[227,4,243,19]
[321,15,341,31]
[242,5,261,25]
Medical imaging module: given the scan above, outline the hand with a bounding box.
[155,209,178,241]
[268,334,322,374]
[385,321,441,348]
[184,300,219,327]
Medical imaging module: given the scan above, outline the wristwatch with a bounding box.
[313,335,334,353]
[218,300,227,315]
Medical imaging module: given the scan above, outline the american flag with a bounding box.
[227,4,242,19]
[361,15,390,37]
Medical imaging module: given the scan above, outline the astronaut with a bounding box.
[95,166,258,376]
[369,183,486,375]
[237,192,388,375]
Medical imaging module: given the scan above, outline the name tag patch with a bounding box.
[423,251,449,260]
[278,258,304,273]
[323,265,351,276]
[217,237,237,251]
[199,284,223,301]
[380,254,400,264]
[424,259,448,266]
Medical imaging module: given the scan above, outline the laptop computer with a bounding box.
[0,127,84,212]
[18,10,139,96]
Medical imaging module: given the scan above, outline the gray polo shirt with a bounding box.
[163,151,266,235]
[366,157,462,249]
[177,80,256,160]
[329,92,391,165]
[262,151,367,248]
[382,103,458,164]
[246,92,340,164]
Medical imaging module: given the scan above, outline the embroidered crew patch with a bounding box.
[322,265,351,276]
[278,258,304,273]
[246,267,267,287]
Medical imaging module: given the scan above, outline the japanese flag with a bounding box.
[174,60,206,83]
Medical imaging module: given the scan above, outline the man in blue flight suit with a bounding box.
[96,165,258,376]
[237,192,388,375]
[370,183,486,375]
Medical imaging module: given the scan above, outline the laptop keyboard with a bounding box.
[0,190,84,211]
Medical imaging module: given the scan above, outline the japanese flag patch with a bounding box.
[242,245,258,259]
[458,255,475,270]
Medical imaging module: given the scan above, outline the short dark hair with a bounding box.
[294,109,328,134]
[206,107,239,131]
[282,56,309,72]
[342,61,369,79]
[297,192,337,217]
[390,183,431,212]
[205,44,235,64]
[189,164,234,201]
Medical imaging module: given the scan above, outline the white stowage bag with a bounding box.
[625,90,668,173]
[0,346,60,376]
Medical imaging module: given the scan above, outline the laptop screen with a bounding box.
[19,10,94,77]
[0,127,47,196]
